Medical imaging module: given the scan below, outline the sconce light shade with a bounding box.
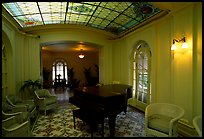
[171,39,177,50]
[182,42,188,49]
[171,44,177,50]
[78,49,85,58]
[181,37,188,48]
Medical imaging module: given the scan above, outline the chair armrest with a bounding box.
[49,96,57,99]
[2,116,29,135]
[37,98,46,107]
[3,111,22,117]
[169,111,184,136]
[3,111,27,123]
[2,120,29,132]
[23,99,34,103]
[2,116,16,127]
[13,105,28,112]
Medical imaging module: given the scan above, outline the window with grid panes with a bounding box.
[133,42,151,104]
[52,59,68,85]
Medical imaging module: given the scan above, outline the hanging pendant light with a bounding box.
[78,49,85,58]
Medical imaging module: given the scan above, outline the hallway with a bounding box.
[49,87,74,103]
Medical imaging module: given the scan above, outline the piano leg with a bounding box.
[108,114,117,137]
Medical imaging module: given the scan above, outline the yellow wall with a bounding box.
[192,3,202,118]
[112,3,202,123]
[2,14,41,95]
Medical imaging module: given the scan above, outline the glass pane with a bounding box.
[52,66,55,81]
[65,66,67,83]
[143,93,147,103]
[106,11,120,21]
[133,42,151,104]
[137,91,142,101]
[3,2,162,35]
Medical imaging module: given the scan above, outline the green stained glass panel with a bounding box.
[106,11,120,21]
[38,2,66,13]
[107,22,121,28]
[114,15,131,25]
[105,2,119,9]
[93,18,103,25]
[100,20,110,27]
[93,7,103,17]
[17,2,39,15]
[83,2,100,6]
[99,2,108,7]
[2,2,164,35]
[123,5,136,18]
[89,17,96,24]
[70,14,79,22]
[77,15,89,22]
[97,8,111,19]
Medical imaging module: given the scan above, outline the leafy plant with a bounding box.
[20,79,42,93]
[19,79,42,99]
[83,65,99,86]
[43,67,51,81]
[68,67,80,89]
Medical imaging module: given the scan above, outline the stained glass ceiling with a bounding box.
[2,2,164,35]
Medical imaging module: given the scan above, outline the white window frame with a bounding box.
[132,41,151,106]
[52,59,68,84]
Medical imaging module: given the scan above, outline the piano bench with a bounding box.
[72,109,104,137]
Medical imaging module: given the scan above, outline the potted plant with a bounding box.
[68,67,80,89]
[20,79,42,99]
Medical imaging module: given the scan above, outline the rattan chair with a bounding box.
[2,115,31,137]
[5,94,37,119]
[34,89,58,115]
[193,115,202,137]
[145,103,184,137]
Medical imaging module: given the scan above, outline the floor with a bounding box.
[49,87,74,103]
[32,87,146,137]
[32,87,186,137]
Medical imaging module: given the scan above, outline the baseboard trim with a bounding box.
[177,119,198,137]
[128,98,146,112]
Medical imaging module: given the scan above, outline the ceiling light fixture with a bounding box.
[78,49,85,59]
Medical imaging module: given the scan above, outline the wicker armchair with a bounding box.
[2,96,30,122]
[34,89,58,115]
[193,115,202,137]
[5,94,37,119]
[2,114,31,137]
[145,103,184,137]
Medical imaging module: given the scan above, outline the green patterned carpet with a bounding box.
[32,102,145,137]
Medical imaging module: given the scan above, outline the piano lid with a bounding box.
[74,84,132,98]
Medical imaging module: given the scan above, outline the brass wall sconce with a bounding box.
[78,49,85,59]
[171,37,188,50]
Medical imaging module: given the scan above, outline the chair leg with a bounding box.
[73,115,76,129]
[91,131,93,137]
[101,121,104,137]
[44,110,46,116]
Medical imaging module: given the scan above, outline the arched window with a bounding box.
[132,41,151,106]
[2,41,8,95]
[52,59,68,84]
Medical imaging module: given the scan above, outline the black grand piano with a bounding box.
[69,84,132,137]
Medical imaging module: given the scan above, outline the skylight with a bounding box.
[2,2,163,35]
